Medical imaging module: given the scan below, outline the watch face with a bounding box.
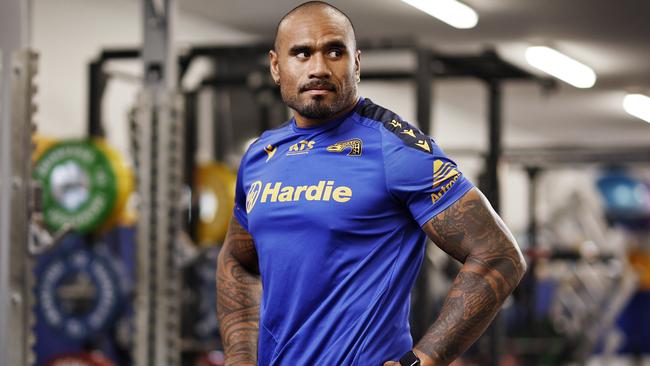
[399,351,421,366]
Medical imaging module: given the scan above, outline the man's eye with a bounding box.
[328,49,343,58]
[296,51,310,59]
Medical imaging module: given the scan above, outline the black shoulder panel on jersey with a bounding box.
[357,98,433,154]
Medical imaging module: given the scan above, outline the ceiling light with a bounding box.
[525,46,597,88]
[401,0,479,29]
[623,94,650,123]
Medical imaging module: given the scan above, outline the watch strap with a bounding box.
[398,350,421,366]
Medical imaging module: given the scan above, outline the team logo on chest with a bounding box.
[326,138,363,156]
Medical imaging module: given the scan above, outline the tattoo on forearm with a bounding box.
[417,188,526,365]
[217,217,262,366]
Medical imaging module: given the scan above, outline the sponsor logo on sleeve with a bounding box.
[431,160,460,203]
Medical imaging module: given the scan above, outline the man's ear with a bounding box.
[354,49,361,82]
[269,50,280,85]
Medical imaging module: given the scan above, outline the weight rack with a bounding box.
[132,1,185,365]
[3,49,39,366]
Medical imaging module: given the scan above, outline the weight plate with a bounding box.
[45,351,116,366]
[93,139,134,231]
[34,140,118,233]
[32,134,59,162]
[195,162,236,245]
[36,244,122,340]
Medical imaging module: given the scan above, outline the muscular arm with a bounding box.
[413,188,527,366]
[217,216,262,366]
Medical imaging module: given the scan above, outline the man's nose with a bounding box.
[308,52,332,79]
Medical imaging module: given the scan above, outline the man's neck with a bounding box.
[293,97,360,129]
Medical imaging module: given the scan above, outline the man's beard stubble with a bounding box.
[290,96,339,119]
[282,80,356,120]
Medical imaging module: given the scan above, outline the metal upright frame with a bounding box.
[483,78,505,365]
[88,49,141,138]
[0,1,38,365]
[132,1,184,365]
[0,46,6,366]
[5,49,39,366]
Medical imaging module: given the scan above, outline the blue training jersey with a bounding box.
[233,97,474,366]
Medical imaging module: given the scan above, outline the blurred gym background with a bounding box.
[1,0,649,365]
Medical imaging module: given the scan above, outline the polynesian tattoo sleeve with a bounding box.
[217,217,262,366]
[416,188,527,365]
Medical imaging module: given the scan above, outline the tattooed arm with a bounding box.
[217,216,262,366]
[391,188,527,366]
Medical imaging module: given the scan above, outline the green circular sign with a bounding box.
[34,140,117,233]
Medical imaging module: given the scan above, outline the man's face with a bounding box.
[270,9,361,120]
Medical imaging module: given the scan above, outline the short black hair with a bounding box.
[273,1,357,51]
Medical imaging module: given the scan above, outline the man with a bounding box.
[217,2,527,365]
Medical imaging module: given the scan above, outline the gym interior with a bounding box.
[1,0,650,365]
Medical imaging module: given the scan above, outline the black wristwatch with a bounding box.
[398,350,421,366]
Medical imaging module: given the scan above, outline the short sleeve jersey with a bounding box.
[233,98,474,365]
